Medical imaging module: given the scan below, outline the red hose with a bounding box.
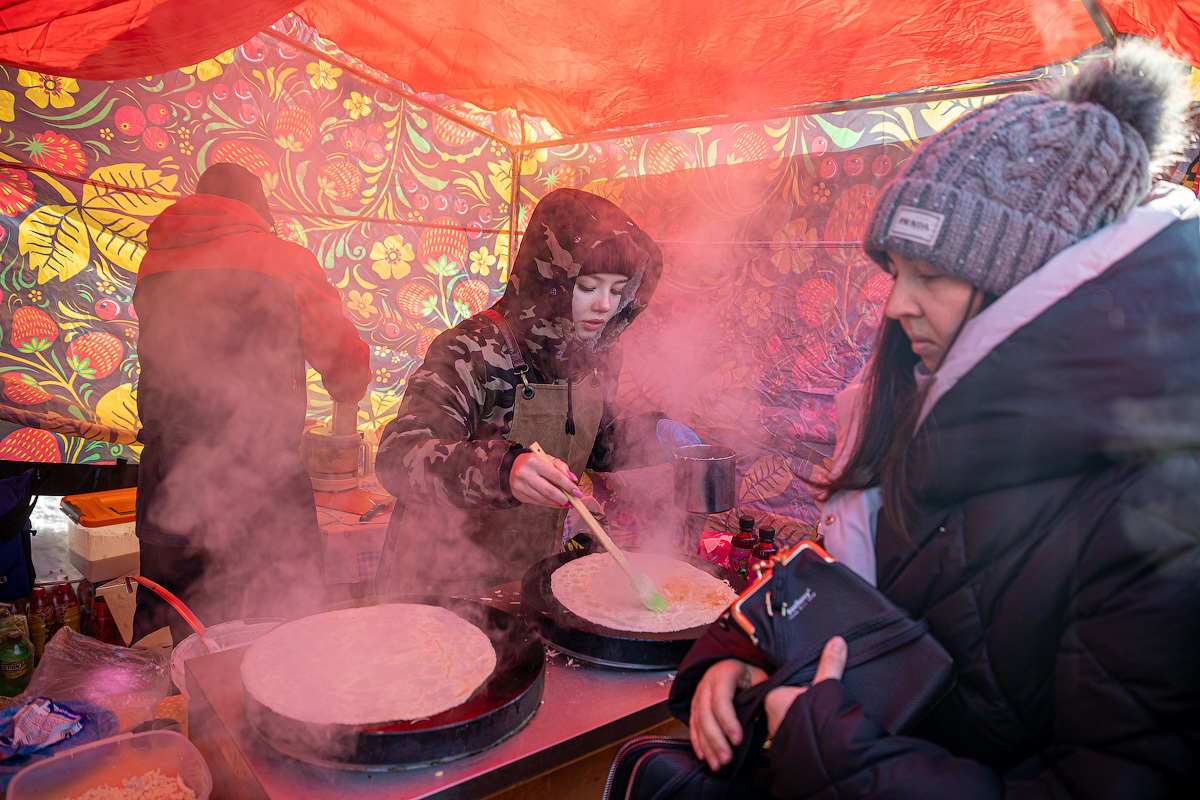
[125,575,208,637]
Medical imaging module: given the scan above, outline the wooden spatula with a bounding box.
[529,442,668,613]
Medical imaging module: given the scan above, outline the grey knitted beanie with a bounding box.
[864,39,1192,296]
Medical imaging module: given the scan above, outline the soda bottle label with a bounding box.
[1,660,26,678]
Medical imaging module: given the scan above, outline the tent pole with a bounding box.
[1080,1,1119,50]
[508,129,523,278]
[260,28,514,152]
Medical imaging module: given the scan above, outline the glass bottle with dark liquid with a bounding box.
[751,525,779,570]
[729,515,757,577]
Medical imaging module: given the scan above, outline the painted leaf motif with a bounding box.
[737,456,793,505]
[81,163,178,217]
[814,116,865,150]
[368,389,400,421]
[95,382,139,432]
[18,205,91,283]
[82,208,147,273]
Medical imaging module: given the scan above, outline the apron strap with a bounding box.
[482,309,535,400]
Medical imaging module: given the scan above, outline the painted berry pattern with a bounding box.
[66,332,124,380]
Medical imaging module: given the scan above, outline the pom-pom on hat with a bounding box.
[863,38,1193,296]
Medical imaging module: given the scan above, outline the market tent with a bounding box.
[0,4,1196,543]
[3,1,1200,135]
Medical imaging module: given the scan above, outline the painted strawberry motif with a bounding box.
[416,328,439,358]
[211,140,277,178]
[396,284,438,319]
[271,106,316,152]
[2,373,51,404]
[645,137,693,195]
[432,112,488,148]
[0,428,60,462]
[419,217,469,271]
[10,307,58,352]
[66,331,123,380]
[795,278,837,329]
[317,161,361,201]
[730,130,768,164]
[452,279,491,316]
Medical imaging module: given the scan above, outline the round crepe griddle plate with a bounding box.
[521,549,748,670]
[243,596,545,770]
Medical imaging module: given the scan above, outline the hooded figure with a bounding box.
[374,189,671,592]
[132,163,369,643]
[672,40,1200,798]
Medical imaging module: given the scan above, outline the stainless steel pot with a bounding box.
[672,444,737,514]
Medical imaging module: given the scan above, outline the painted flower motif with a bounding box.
[27,290,41,304]
[370,236,414,280]
[306,60,343,91]
[0,169,35,216]
[16,71,78,110]
[771,217,819,274]
[740,290,772,327]
[346,290,378,318]
[468,247,496,276]
[0,91,13,123]
[373,346,391,358]
[177,128,194,155]
[375,367,391,384]
[97,281,115,294]
[180,50,235,82]
[343,92,371,120]
[812,181,831,203]
[99,128,114,141]
[21,131,87,176]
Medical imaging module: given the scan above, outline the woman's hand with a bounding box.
[689,659,768,771]
[764,637,848,738]
[509,452,583,508]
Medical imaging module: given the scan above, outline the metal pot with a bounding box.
[672,444,737,514]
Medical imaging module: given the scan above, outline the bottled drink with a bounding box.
[76,579,95,637]
[29,587,55,663]
[751,525,779,570]
[94,597,121,645]
[53,581,81,634]
[729,515,757,577]
[0,628,32,696]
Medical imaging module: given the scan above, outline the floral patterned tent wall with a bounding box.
[0,14,1181,546]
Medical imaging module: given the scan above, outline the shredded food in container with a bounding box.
[64,768,196,800]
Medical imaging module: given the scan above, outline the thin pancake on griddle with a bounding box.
[551,552,737,633]
[241,603,496,725]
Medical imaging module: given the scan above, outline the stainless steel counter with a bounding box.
[186,585,679,799]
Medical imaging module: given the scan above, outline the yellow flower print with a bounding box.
[468,247,496,277]
[0,91,13,123]
[347,290,378,318]
[375,367,392,383]
[17,71,78,110]
[520,147,548,176]
[180,50,235,82]
[343,92,371,120]
[771,217,819,274]
[370,236,414,280]
[306,60,343,91]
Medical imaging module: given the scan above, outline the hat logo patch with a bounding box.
[888,206,944,246]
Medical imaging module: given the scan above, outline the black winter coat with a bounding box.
[671,197,1200,798]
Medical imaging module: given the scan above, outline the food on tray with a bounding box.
[65,768,196,800]
[241,603,496,725]
[552,552,737,633]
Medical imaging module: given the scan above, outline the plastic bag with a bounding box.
[17,628,169,733]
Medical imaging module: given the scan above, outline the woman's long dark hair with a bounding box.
[813,284,982,538]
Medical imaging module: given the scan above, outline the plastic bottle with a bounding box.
[93,597,121,645]
[53,580,81,634]
[751,525,779,570]
[0,628,33,696]
[29,587,55,663]
[729,515,757,577]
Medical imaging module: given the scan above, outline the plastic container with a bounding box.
[61,488,139,582]
[170,617,283,699]
[7,730,211,800]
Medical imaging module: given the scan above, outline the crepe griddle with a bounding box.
[521,549,747,670]
[243,595,545,770]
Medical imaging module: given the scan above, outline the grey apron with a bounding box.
[375,371,604,596]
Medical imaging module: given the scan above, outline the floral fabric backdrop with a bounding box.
[0,14,1184,546]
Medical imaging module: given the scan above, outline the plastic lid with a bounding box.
[738,515,755,531]
[31,587,47,597]
[59,487,136,527]
[757,526,776,541]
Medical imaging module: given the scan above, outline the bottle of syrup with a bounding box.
[751,525,779,570]
[729,515,757,577]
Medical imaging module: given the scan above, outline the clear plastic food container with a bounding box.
[8,730,212,800]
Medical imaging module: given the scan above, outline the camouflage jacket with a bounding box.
[376,189,666,509]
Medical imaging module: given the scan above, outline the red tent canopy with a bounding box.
[1,0,1198,135]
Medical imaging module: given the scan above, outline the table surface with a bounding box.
[186,584,681,800]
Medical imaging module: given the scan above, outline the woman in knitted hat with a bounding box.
[373,188,698,593]
[672,39,1200,797]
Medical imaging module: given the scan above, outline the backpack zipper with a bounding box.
[602,736,690,800]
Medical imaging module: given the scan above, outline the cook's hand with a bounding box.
[764,636,847,738]
[510,452,583,508]
[690,659,768,771]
